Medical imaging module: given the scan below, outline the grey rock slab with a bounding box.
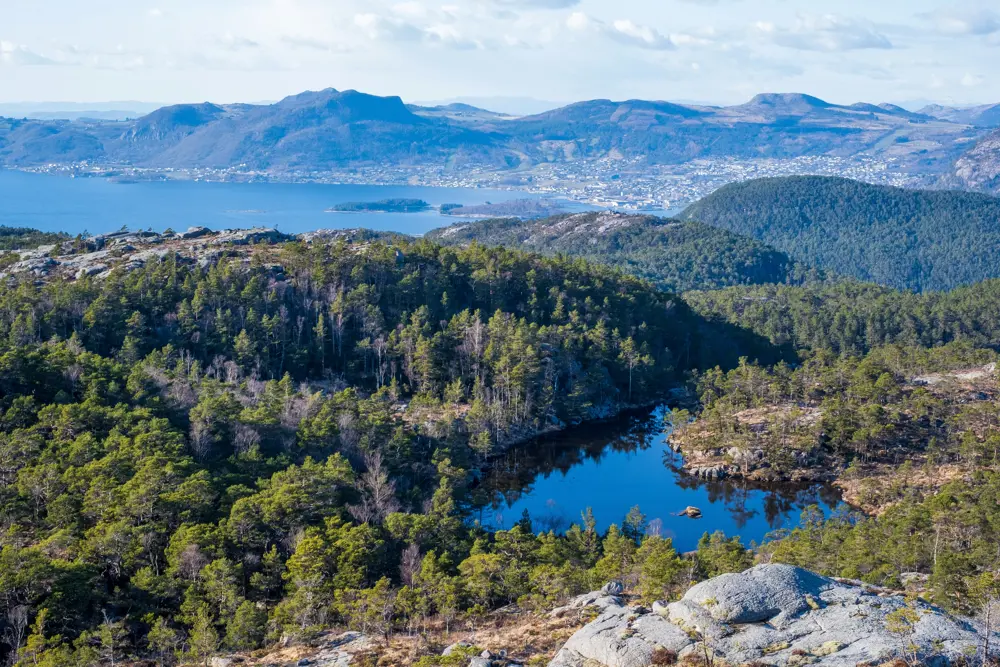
[682,564,829,624]
[304,632,375,666]
[601,581,625,596]
[180,226,213,239]
[549,565,997,666]
[549,591,624,618]
[559,606,689,667]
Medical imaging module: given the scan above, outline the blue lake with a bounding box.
[0,170,593,236]
[473,407,844,553]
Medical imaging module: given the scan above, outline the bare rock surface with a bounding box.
[549,564,995,667]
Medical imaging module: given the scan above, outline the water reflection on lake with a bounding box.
[471,407,844,552]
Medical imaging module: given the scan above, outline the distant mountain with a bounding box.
[412,96,564,116]
[407,102,515,126]
[919,103,1000,128]
[682,176,1000,292]
[426,211,815,293]
[0,88,504,170]
[0,89,989,176]
[0,101,162,121]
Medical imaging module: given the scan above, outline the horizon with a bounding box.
[1,88,996,120]
[3,1,1000,107]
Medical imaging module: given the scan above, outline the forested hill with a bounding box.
[681,176,1000,292]
[686,278,1000,355]
[0,225,69,251]
[0,235,702,664]
[426,211,820,293]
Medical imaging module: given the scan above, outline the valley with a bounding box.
[3,160,1000,666]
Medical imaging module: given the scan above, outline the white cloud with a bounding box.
[756,15,893,52]
[354,13,425,42]
[491,0,580,8]
[0,41,57,66]
[354,11,483,49]
[219,33,261,52]
[961,72,985,87]
[923,9,1000,36]
[567,13,674,51]
[610,20,674,50]
[280,35,346,52]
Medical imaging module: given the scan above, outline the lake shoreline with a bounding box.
[471,402,847,548]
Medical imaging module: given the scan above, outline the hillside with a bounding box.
[0,90,986,176]
[954,127,1000,194]
[427,211,816,293]
[0,227,739,665]
[0,225,69,251]
[3,224,1000,664]
[920,102,1000,127]
[682,176,1000,291]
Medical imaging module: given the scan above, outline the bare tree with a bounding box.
[3,605,29,663]
[233,424,262,455]
[348,452,401,525]
[400,544,421,587]
[177,544,209,581]
[978,589,1000,664]
[189,421,213,461]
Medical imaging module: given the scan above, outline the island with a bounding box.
[441,198,566,219]
[326,198,430,213]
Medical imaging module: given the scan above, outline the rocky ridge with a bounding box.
[0,226,342,282]
[550,564,994,667]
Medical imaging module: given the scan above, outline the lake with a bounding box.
[472,407,845,553]
[0,170,593,236]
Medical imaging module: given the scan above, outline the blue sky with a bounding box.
[2,0,999,107]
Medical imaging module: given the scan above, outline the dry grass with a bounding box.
[236,610,587,667]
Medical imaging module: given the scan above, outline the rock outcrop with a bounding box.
[550,565,995,667]
[955,128,1000,194]
[0,227,300,283]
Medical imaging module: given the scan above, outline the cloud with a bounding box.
[567,12,674,50]
[756,15,893,52]
[280,35,347,52]
[219,33,261,51]
[922,9,1000,36]
[490,0,580,8]
[0,41,57,66]
[354,12,482,49]
[354,13,425,42]
[610,20,674,50]
[961,72,985,87]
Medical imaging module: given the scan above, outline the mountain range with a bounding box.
[2,88,1000,192]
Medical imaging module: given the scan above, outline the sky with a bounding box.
[2,0,1000,109]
